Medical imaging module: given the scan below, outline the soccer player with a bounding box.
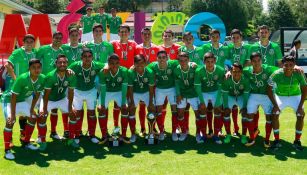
[248,25,282,67]
[80,6,95,42]
[135,27,160,136]
[40,54,78,149]
[3,59,45,160]
[111,25,137,128]
[97,54,129,143]
[194,52,225,144]
[68,48,104,144]
[173,52,199,141]
[61,28,83,65]
[159,29,181,60]
[86,24,114,63]
[94,6,109,41]
[243,52,278,147]
[108,8,122,41]
[267,55,307,151]
[147,50,178,141]
[127,54,155,142]
[221,63,250,143]
[4,34,37,141]
[228,29,251,136]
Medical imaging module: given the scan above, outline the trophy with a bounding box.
[145,113,158,145]
[108,126,122,147]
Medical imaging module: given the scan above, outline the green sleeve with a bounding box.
[214,86,222,107]
[8,49,20,66]
[221,81,229,108]
[127,70,133,86]
[119,17,122,25]
[243,78,251,108]
[108,43,114,55]
[274,44,283,61]
[98,71,106,106]
[121,69,128,105]
[194,69,204,103]
[11,77,23,94]
[298,72,307,86]
[175,79,181,96]
[68,75,77,88]
[148,69,155,86]
[36,47,44,60]
[44,74,53,89]
[38,75,45,92]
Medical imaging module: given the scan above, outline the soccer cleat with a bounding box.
[50,132,62,140]
[172,133,179,141]
[212,136,222,144]
[24,143,39,151]
[196,134,204,144]
[120,136,131,144]
[63,131,69,139]
[245,139,255,147]
[38,142,47,151]
[139,128,146,137]
[207,130,213,138]
[4,150,15,160]
[67,139,80,148]
[223,134,232,144]
[89,136,100,144]
[98,137,108,145]
[292,140,304,151]
[263,140,271,148]
[74,137,80,144]
[233,131,240,137]
[179,133,188,141]
[241,135,248,144]
[254,128,260,138]
[218,131,225,138]
[158,132,165,141]
[130,134,137,143]
[270,140,282,150]
[175,127,181,134]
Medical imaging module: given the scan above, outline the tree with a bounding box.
[104,0,151,12]
[268,0,298,31]
[35,0,61,14]
[286,0,307,27]
[167,0,183,12]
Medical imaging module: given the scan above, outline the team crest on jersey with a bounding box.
[167,69,172,74]
[194,54,199,58]
[26,91,32,96]
[220,51,224,57]
[129,46,132,50]
[36,84,41,89]
[214,75,218,80]
[117,77,122,82]
[269,49,274,55]
[91,70,96,76]
[64,81,68,86]
[151,50,155,54]
[170,49,175,54]
[239,85,244,90]
[101,47,106,52]
[262,74,267,80]
[143,78,148,83]
[242,49,246,54]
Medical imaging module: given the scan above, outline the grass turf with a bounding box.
[0,103,306,175]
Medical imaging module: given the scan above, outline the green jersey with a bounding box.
[202,43,229,67]
[80,15,95,34]
[173,64,197,98]
[8,47,37,77]
[94,13,109,32]
[68,61,104,91]
[108,16,122,34]
[248,42,282,66]
[105,66,128,92]
[194,65,225,92]
[228,43,250,65]
[86,41,114,63]
[147,60,178,89]
[11,72,45,102]
[44,69,77,101]
[37,45,64,75]
[243,64,278,94]
[1,79,14,103]
[61,43,83,65]
[268,69,307,96]
[178,46,205,66]
[221,75,250,108]
[128,67,155,93]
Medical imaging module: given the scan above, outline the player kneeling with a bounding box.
[127,55,155,143]
[40,55,78,149]
[268,55,307,151]
[221,63,250,144]
[3,59,45,160]
[97,54,129,144]
[173,52,199,141]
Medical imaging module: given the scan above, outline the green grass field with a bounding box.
[0,103,306,175]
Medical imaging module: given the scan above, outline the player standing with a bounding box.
[108,8,122,41]
[61,28,83,66]
[94,6,109,41]
[80,6,95,42]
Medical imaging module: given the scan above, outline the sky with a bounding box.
[263,0,269,12]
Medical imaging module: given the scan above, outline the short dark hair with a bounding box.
[178,52,189,59]
[81,47,93,57]
[210,29,220,36]
[258,25,270,32]
[230,29,242,36]
[56,54,68,62]
[232,62,243,71]
[157,50,167,57]
[108,54,120,61]
[119,24,130,32]
[23,34,35,42]
[29,58,42,67]
[282,55,295,63]
[69,28,79,35]
[293,39,301,46]
[93,24,104,32]
[204,52,216,61]
[163,29,174,37]
[134,54,146,63]
[182,32,193,39]
[250,52,261,61]
[141,27,151,34]
[53,31,63,38]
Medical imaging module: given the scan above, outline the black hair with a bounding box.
[134,54,146,63]
[23,34,35,42]
[81,47,93,57]
[204,52,216,61]
[92,24,104,32]
[108,54,120,62]
[232,62,243,71]
[29,58,42,67]
[282,55,295,63]
[250,52,261,61]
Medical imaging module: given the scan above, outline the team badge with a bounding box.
[64,81,68,86]
[194,53,199,58]
[129,46,132,50]
[262,74,267,80]
[220,51,225,57]
[170,49,175,54]
[55,83,58,86]
[239,85,244,90]
[143,78,148,83]
[91,70,96,76]
[214,75,218,80]
[242,49,246,54]
[269,49,274,55]
[78,73,82,76]
[117,77,122,82]
[167,69,172,74]
[151,50,155,54]
[36,85,41,89]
